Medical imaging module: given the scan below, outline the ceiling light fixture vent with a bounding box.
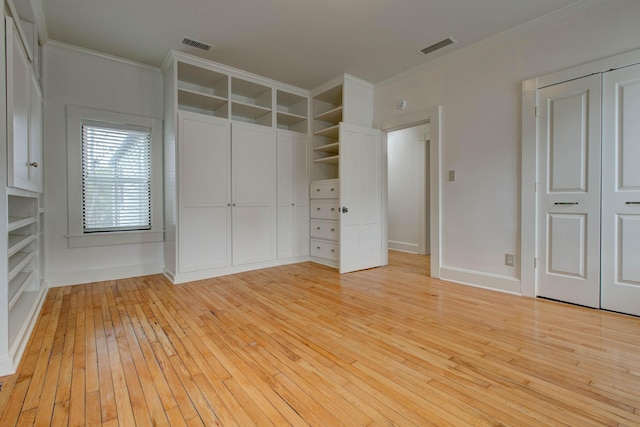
[181,37,212,51]
[420,37,456,56]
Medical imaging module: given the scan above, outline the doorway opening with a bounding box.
[387,124,430,256]
[378,105,442,280]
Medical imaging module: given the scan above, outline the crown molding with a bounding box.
[376,0,607,89]
[46,40,161,73]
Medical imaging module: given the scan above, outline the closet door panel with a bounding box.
[232,123,276,265]
[601,63,640,316]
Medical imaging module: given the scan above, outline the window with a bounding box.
[67,106,163,247]
[82,121,151,232]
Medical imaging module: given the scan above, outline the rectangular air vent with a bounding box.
[181,37,212,51]
[420,37,456,56]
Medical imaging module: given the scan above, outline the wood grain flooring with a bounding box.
[1,251,639,426]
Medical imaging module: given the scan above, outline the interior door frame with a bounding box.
[377,106,442,279]
[521,48,640,298]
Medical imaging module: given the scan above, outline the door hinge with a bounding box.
[535,106,540,117]
[534,258,537,268]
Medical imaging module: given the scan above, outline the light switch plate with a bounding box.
[448,170,456,181]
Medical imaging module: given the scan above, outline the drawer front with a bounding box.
[310,182,340,199]
[311,239,339,261]
[311,219,339,241]
[310,200,339,220]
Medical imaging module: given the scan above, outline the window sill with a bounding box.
[67,230,164,248]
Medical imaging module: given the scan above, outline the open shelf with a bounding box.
[277,111,306,128]
[8,251,35,282]
[8,234,35,257]
[314,106,343,124]
[314,142,340,154]
[314,124,340,139]
[8,271,34,310]
[178,89,228,112]
[314,155,339,165]
[177,62,228,97]
[8,216,35,232]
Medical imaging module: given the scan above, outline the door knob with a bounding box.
[341,207,348,213]
[29,162,38,168]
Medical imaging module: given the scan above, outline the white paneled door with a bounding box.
[601,63,640,316]
[339,123,382,273]
[537,74,602,308]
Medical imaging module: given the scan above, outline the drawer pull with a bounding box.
[316,246,321,250]
[330,188,335,191]
[316,188,320,192]
[317,207,321,210]
[331,228,335,232]
[331,249,335,252]
[317,227,321,230]
[330,208,335,211]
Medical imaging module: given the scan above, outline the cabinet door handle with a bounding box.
[330,207,335,211]
[291,203,295,206]
[626,201,640,205]
[330,188,335,191]
[554,202,578,206]
[330,228,335,232]
[341,206,349,213]
[316,188,320,192]
[331,249,335,252]
[29,162,39,168]
[316,246,321,250]
[317,207,321,211]
[316,227,321,230]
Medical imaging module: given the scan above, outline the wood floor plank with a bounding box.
[2,252,640,425]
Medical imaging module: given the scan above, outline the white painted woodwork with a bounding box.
[537,74,601,308]
[6,17,37,192]
[601,63,640,316]
[28,73,42,192]
[276,130,309,260]
[339,123,383,274]
[178,112,231,272]
[231,122,277,265]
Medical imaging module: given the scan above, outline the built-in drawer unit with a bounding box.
[310,180,339,199]
[310,200,339,220]
[311,219,339,241]
[311,239,339,261]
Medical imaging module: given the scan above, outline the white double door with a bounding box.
[178,113,276,272]
[537,64,640,316]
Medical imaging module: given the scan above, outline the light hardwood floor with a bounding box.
[1,252,639,426]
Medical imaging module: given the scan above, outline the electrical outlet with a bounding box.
[448,170,456,181]
[505,253,515,266]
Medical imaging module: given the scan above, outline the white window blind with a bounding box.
[82,120,151,233]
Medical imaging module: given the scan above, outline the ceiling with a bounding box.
[39,0,585,89]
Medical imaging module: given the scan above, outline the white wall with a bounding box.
[387,124,429,254]
[44,42,164,286]
[374,0,640,292]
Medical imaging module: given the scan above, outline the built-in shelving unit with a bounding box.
[5,193,42,348]
[276,90,308,132]
[312,83,343,180]
[231,77,272,127]
[177,62,229,117]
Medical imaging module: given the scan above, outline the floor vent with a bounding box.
[420,37,456,56]
[181,37,213,51]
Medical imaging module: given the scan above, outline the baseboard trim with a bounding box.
[440,266,521,295]
[388,240,419,254]
[46,262,164,287]
[0,286,48,376]
[168,256,311,284]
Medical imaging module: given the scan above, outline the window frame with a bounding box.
[67,105,163,248]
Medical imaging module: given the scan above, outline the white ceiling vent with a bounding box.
[420,37,456,56]
[181,37,213,51]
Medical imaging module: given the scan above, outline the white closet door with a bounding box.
[339,123,382,273]
[232,123,276,265]
[537,74,601,308]
[7,18,32,191]
[277,131,309,259]
[178,113,231,272]
[601,63,640,316]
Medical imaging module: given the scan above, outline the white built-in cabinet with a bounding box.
[1,15,47,376]
[310,75,384,272]
[163,51,310,284]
